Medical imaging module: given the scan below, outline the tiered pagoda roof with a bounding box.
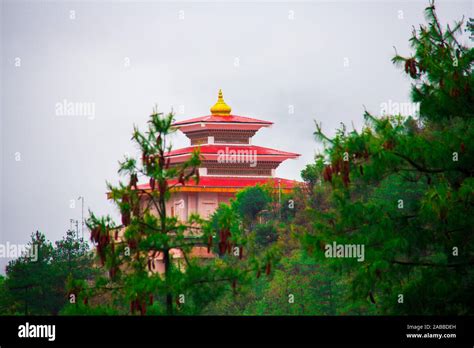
[140,90,301,192]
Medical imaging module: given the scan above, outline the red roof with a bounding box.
[137,176,300,190]
[166,144,300,158]
[172,114,273,126]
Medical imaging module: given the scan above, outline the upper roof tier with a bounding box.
[172,114,273,127]
[172,90,273,134]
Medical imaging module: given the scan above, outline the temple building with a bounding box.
[109,90,301,273]
[138,90,301,221]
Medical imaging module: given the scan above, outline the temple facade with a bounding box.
[115,90,302,273]
[138,90,301,221]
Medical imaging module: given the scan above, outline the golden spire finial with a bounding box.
[210,89,232,115]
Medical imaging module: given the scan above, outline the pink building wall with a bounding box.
[140,191,234,222]
[167,192,234,221]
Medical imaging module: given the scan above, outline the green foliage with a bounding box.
[233,185,271,222]
[392,2,473,122]
[84,107,251,316]
[202,179,373,315]
[302,3,474,315]
[1,230,93,315]
[60,303,120,316]
[301,160,322,191]
[0,276,14,314]
[204,251,373,315]
[254,223,278,248]
[244,251,341,315]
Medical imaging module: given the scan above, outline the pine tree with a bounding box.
[84,108,254,315]
[3,230,92,315]
[302,1,473,314]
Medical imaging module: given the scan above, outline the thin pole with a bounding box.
[278,179,281,219]
[81,197,84,240]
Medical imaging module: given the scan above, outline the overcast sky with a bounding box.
[0,0,472,272]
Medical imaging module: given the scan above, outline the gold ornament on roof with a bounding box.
[210,89,232,115]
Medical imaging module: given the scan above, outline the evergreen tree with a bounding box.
[82,108,254,315]
[3,230,92,315]
[302,2,474,314]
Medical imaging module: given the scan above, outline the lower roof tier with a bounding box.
[136,176,301,193]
